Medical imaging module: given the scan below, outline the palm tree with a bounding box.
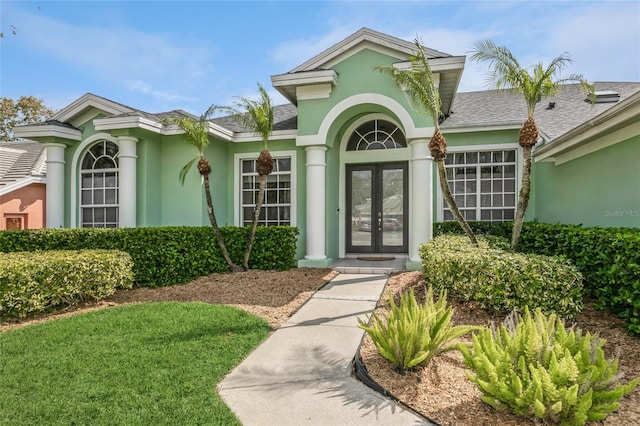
[167,108,241,272]
[377,38,478,245]
[215,83,275,270]
[470,40,593,250]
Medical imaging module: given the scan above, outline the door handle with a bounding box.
[377,212,382,230]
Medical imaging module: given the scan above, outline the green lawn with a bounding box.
[0,302,271,425]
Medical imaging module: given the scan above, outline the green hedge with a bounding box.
[420,235,584,319]
[0,250,134,319]
[0,226,299,287]
[434,221,640,334]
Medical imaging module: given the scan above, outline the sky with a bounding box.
[1,0,639,116]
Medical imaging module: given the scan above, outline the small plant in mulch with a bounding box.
[459,307,639,425]
[358,286,478,374]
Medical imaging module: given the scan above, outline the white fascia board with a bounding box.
[442,122,522,134]
[93,116,235,141]
[232,129,297,143]
[290,29,413,72]
[53,93,133,123]
[393,55,466,72]
[13,124,82,141]
[534,92,640,161]
[94,116,163,133]
[271,70,338,88]
[0,176,46,196]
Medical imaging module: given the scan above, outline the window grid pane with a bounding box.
[80,141,119,228]
[443,149,517,223]
[241,157,291,226]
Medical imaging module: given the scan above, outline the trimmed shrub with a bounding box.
[0,226,299,287]
[420,235,583,319]
[0,250,134,319]
[434,221,640,334]
[516,223,640,335]
[359,287,477,373]
[459,308,639,425]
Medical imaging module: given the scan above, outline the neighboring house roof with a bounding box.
[0,140,47,196]
[443,81,640,140]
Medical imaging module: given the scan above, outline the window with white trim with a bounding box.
[241,156,292,226]
[443,149,517,223]
[346,119,407,151]
[80,140,119,228]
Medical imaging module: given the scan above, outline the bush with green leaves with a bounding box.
[0,226,299,287]
[358,287,477,373]
[421,235,583,319]
[459,308,639,425]
[434,221,640,335]
[0,250,134,319]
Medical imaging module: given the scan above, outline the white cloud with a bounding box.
[11,7,215,109]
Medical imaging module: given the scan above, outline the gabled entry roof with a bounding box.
[271,27,465,114]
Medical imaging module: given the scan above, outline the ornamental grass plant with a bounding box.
[459,307,639,425]
[358,287,477,374]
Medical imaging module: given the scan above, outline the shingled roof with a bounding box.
[209,104,298,133]
[0,140,46,195]
[442,81,640,141]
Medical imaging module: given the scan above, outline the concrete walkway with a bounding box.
[218,273,432,425]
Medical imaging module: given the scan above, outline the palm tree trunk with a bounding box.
[203,175,241,272]
[437,160,478,245]
[511,145,532,251]
[242,174,266,270]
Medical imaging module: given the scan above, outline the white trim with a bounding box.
[232,129,298,143]
[297,84,333,101]
[435,143,522,222]
[0,176,46,196]
[548,122,640,165]
[296,93,434,148]
[442,123,523,134]
[337,113,412,258]
[271,69,338,87]
[233,150,297,227]
[52,93,133,123]
[70,133,120,227]
[290,28,448,73]
[13,124,82,141]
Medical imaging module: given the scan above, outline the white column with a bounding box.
[409,139,433,263]
[305,146,327,260]
[117,136,138,228]
[44,143,66,229]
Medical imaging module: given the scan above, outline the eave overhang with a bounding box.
[271,69,338,105]
[13,124,82,141]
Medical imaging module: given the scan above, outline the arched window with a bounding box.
[80,141,119,228]
[346,119,407,151]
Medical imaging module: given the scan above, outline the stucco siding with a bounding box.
[0,183,46,230]
[534,136,640,227]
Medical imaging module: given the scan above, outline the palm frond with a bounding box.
[471,39,593,116]
[214,83,274,150]
[376,38,442,126]
[179,156,199,186]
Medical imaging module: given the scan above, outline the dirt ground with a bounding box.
[2,268,638,425]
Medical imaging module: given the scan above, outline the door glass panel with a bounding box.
[382,168,403,247]
[351,170,372,247]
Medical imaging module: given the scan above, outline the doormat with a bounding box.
[357,256,396,261]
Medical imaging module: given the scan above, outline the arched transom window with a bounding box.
[80,140,119,228]
[346,119,407,151]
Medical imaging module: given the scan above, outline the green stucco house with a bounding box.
[14,28,640,270]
